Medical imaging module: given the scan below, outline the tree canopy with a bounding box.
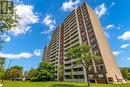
[5,65,23,80]
[0,57,5,79]
[120,67,130,80]
[24,68,37,80]
[34,61,55,81]
[65,44,102,86]
[0,0,19,33]
[0,0,19,48]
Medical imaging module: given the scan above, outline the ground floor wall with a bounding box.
[55,72,126,84]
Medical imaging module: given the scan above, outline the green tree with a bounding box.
[35,61,55,81]
[0,0,19,85]
[128,73,130,80]
[0,57,5,68]
[0,57,5,79]
[5,65,23,80]
[0,68,4,79]
[0,0,19,48]
[65,44,101,87]
[0,0,19,32]
[25,68,37,80]
[57,64,63,81]
[121,68,129,80]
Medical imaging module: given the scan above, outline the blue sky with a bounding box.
[0,0,130,71]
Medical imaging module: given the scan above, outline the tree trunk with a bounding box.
[86,70,90,87]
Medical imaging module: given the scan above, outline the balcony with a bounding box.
[64,66,72,69]
[64,72,72,75]
[64,58,78,64]
[73,71,84,75]
[73,64,83,68]
[64,79,85,82]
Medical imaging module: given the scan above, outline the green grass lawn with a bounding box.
[1,81,130,87]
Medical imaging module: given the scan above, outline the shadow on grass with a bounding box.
[52,84,87,87]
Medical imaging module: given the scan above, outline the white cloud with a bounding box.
[0,49,43,59]
[9,4,39,36]
[112,51,120,56]
[13,0,20,3]
[95,3,107,18]
[120,44,130,49]
[42,15,56,34]
[62,0,80,11]
[111,2,115,6]
[116,27,121,30]
[118,31,130,40]
[104,24,121,30]
[0,34,11,42]
[0,52,32,59]
[34,49,42,56]
[106,24,114,29]
[128,58,130,61]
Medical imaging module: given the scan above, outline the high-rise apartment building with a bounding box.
[43,3,124,83]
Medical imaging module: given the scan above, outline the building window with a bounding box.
[73,67,83,72]
[88,75,93,78]
[65,75,72,79]
[99,66,103,70]
[98,74,104,78]
[65,63,71,67]
[92,43,97,48]
[65,69,71,72]
[73,75,84,79]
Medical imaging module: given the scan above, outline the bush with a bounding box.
[27,61,55,82]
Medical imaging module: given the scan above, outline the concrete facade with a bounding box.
[43,3,125,83]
